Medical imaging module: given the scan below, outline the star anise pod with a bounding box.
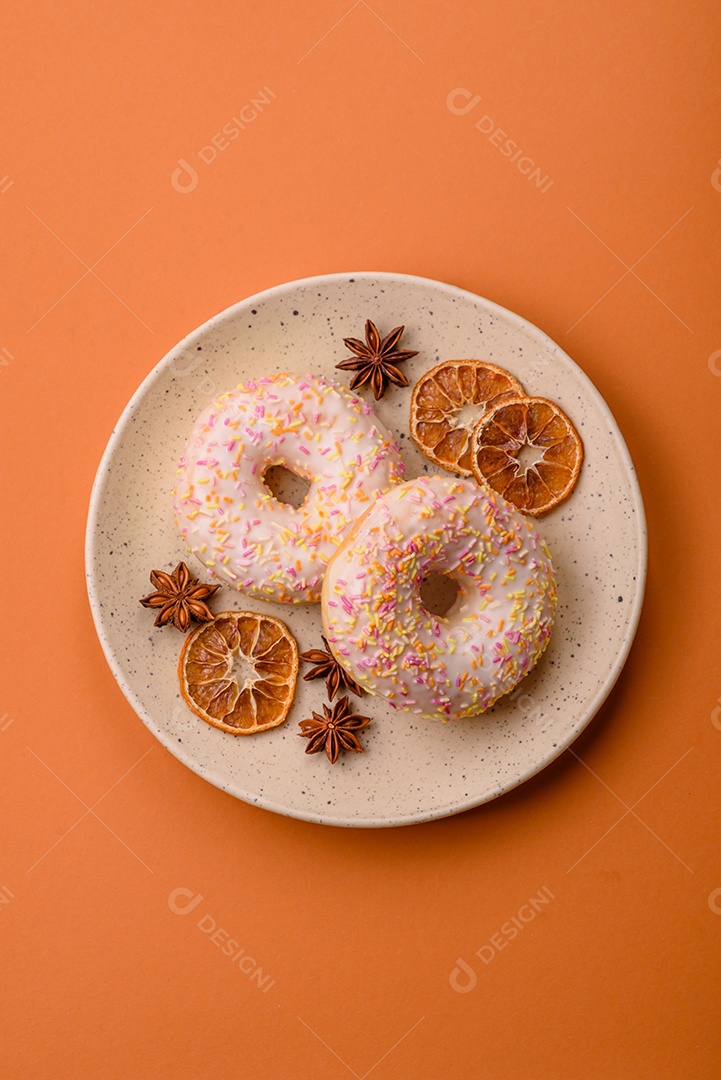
[139,561,220,632]
[336,319,418,400]
[299,636,364,700]
[297,696,372,764]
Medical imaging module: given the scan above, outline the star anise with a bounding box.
[298,696,372,764]
[139,561,220,632]
[299,636,364,700]
[336,319,418,400]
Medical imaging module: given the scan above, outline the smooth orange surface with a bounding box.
[1,2,720,1077]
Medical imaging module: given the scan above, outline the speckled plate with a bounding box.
[85,272,646,827]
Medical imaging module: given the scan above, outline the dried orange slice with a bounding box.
[178,611,298,735]
[470,396,583,516]
[409,360,524,475]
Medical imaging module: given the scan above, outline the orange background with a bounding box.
[1,2,720,1077]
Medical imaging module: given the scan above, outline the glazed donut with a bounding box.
[321,476,556,720]
[174,373,405,603]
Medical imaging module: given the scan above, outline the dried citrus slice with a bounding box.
[178,611,298,735]
[470,396,583,516]
[409,360,524,475]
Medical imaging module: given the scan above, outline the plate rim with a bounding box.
[85,270,648,827]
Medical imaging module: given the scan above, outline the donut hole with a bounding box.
[263,465,311,509]
[516,440,546,474]
[419,572,460,618]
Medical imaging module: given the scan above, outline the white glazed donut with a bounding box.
[321,475,556,719]
[174,373,405,603]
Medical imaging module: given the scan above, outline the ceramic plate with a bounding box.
[85,272,647,827]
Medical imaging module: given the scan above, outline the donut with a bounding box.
[174,373,405,604]
[321,475,556,720]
